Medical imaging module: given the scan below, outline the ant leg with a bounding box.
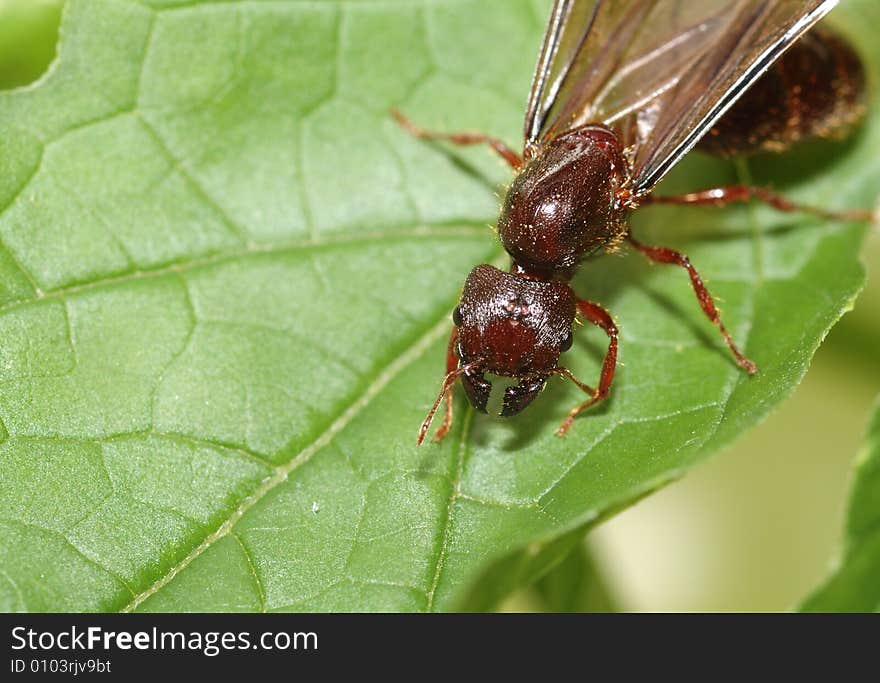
[552,299,619,437]
[435,326,460,444]
[417,326,461,446]
[627,233,758,375]
[646,185,873,222]
[391,108,523,169]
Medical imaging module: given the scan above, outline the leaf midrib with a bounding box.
[120,304,455,612]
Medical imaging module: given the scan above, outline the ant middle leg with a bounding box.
[627,232,758,375]
[391,108,523,169]
[645,185,873,223]
[552,299,619,437]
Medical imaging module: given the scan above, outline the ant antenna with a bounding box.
[417,360,482,445]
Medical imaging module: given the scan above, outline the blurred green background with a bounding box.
[0,0,62,90]
[3,0,876,612]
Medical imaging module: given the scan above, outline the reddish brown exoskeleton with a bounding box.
[395,0,875,445]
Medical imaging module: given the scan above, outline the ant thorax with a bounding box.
[497,125,629,278]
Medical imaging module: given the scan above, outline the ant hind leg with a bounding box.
[645,185,873,223]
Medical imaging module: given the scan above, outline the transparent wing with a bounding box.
[524,0,839,194]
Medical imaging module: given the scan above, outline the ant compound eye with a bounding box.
[560,330,573,352]
[452,306,463,327]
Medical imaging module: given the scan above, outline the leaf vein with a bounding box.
[119,308,453,612]
[231,532,266,612]
[0,224,489,318]
[425,406,472,612]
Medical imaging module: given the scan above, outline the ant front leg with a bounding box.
[552,299,619,437]
[646,185,873,223]
[391,108,523,170]
[435,325,460,443]
[627,232,758,375]
[417,326,461,446]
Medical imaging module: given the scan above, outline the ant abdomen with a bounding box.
[699,26,866,157]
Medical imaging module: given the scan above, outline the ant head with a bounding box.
[454,264,576,416]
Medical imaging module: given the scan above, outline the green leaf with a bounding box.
[0,0,877,613]
[532,541,616,613]
[799,395,880,612]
